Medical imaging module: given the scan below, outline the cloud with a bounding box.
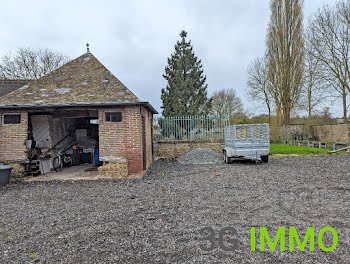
[0,0,339,116]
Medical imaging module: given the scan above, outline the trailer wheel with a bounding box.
[261,155,269,163]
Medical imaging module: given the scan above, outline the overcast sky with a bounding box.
[0,0,339,116]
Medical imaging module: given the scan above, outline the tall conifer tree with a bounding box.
[161,30,209,116]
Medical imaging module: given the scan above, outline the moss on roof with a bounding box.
[0,53,139,106]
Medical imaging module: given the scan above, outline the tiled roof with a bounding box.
[0,52,139,106]
[0,80,30,98]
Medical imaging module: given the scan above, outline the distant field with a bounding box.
[270,143,331,155]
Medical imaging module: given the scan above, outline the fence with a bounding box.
[153,116,230,141]
[283,140,348,151]
[225,124,270,143]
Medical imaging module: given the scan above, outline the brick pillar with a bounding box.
[0,112,28,162]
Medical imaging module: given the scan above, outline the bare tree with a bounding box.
[266,0,305,125]
[247,57,273,123]
[307,0,350,122]
[338,0,350,25]
[0,47,69,80]
[300,40,328,118]
[210,88,244,117]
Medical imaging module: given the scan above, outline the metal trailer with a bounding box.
[223,123,270,163]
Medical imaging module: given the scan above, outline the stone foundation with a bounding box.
[154,141,224,159]
[98,157,128,178]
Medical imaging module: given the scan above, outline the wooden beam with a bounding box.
[329,146,349,153]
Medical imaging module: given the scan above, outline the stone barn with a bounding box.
[0,49,157,177]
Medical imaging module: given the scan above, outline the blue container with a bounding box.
[94,148,102,166]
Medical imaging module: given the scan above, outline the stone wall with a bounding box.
[0,111,28,162]
[154,141,224,159]
[280,123,350,142]
[313,124,350,142]
[279,124,304,141]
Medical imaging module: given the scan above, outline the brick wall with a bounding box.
[0,107,155,173]
[0,111,28,162]
[99,106,153,174]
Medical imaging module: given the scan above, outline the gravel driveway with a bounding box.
[0,155,349,263]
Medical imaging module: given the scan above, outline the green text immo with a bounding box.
[251,227,338,252]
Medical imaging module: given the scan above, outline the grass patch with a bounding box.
[29,252,39,258]
[2,230,12,241]
[270,144,331,155]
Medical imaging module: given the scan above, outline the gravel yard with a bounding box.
[0,155,349,263]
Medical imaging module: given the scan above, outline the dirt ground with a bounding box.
[0,155,349,263]
[24,164,100,182]
[24,164,145,182]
